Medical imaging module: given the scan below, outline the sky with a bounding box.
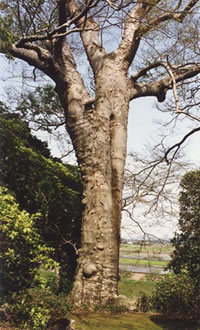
[0,55,199,241]
[128,97,200,165]
[123,97,200,241]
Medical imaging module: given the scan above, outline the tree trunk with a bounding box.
[67,62,129,308]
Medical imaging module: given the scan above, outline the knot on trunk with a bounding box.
[97,243,104,250]
[83,262,97,277]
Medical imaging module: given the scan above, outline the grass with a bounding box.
[1,313,199,330]
[118,277,155,298]
[70,313,163,330]
[70,313,200,330]
[119,258,168,267]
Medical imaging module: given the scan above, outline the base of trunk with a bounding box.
[68,257,119,310]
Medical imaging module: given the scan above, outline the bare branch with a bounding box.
[10,44,55,80]
[161,59,180,112]
[129,63,200,102]
[174,0,200,22]
[116,1,153,66]
[176,111,200,122]
[140,0,200,36]
[66,0,106,72]
[131,61,163,82]
[164,127,200,164]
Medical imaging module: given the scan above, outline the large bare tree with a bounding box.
[0,0,200,308]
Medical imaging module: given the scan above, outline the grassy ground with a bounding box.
[118,275,155,298]
[70,313,200,330]
[70,313,163,330]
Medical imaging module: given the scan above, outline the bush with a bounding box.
[136,292,152,312]
[152,273,200,319]
[0,187,57,303]
[34,269,59,293]
[2,289,72,329]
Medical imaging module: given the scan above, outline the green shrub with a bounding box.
[34,269,59,293]
[152,273,200,319]
[2,289,72,329]
[95,301,129,314]
[59,270,73,294]
[0,187,57,303]
[136,292,152,312]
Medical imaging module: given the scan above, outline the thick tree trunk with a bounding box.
[67,63,129,308]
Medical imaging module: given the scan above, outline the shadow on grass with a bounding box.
[150,315,200,330]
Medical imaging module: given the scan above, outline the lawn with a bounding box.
[70,313,163,330]
[70,313,200,330]
[118,275,155,298]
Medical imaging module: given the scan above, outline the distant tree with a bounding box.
[168,170,200,285]
[0,106,82,283]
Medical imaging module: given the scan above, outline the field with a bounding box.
[119,243,172,274]
[120,243,174,253]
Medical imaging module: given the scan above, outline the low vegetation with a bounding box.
[152,272,200,320]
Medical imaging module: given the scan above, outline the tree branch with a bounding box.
[139,0,199,36]
[164,127,200,164]
[131,61,163,82]
[115,0,155,67]
[174,0,200,22]
[66,0,106,72]
[129,63,200,102]
[9,44,56,80]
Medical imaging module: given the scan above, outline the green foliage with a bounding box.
[168,170,200,285]
[136,292,152,313]
[0,187,56,302]
[151,273,200,319]
[0,16,16,58]
[101,303,129,314]
[35,269,58,293]
[16,85,64,132]
[4,289,72,329]
[58,270,73,294]
[0,105,82,282]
